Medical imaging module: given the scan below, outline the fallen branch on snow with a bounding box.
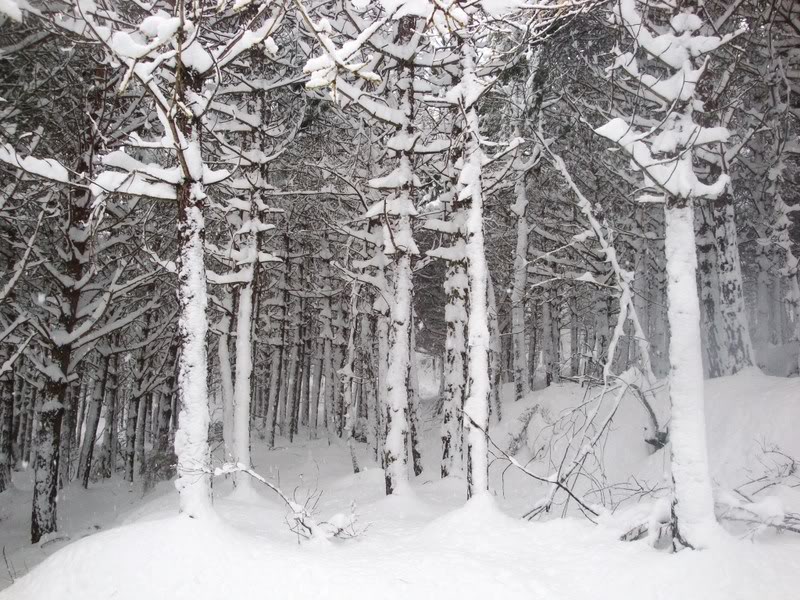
[213,463,361,541]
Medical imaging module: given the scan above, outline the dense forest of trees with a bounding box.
[0,0,797,552]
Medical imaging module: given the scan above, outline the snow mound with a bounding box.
[703,368,800,486]
[5,493,800,600]
[4,370,800,600]
[1,516,271,600]
[489,370,800,524]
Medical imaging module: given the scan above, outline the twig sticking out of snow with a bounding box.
[214,462,321,539]
[462,409,600,521]
[212,463,361,541]
[718,448,800,538]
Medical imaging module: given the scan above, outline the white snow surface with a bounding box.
[2,370,800,599]
[0,0,22,21]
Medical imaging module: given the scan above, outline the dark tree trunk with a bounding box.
[0,356,13,493]
[97,353,119,479]
[32,352,69,544]
[124,392,139,483]
[78,354,111,488]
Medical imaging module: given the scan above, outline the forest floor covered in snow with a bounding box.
[2,369,800,599]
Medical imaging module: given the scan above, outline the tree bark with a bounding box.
[78,353,111,488]
[665,198,719,549]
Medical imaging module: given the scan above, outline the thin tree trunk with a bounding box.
[78,353,111,488]
[100,360,119,478]
[308,346,322,437]
[74,382,86,448]
[58,384,76,489]
[233,272,256,491]
[267,276,287,448]
[286,306,301,442]
[135,391,150,476]
[18,382,32,468]
[154,346,176,455]
[25,387,38,468]
[487,274,502,420]
[0,353,13,493]
[697,202,724,377]
[332,302,346,437]
[218,292,235,464]
[341,285,361,474]
[408,327,423,477]
[384,249,412,494]
[462,131,491,498]
[299,337,312,428]
[374,314,388,466]
[511,174,530,401]
[541,300,556,385]
[569,298,580,377]
[713,200,754,374]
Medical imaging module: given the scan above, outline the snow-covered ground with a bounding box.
[2,369,799,599]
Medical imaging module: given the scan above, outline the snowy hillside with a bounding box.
[2,370,800,600]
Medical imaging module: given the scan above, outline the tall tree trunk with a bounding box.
[135,391,150,476]
[541,300,557,385]
[279,272,292,438]
[124,388,138,483]
[408,322,423,476]
[697,202,724,377]
[74,382,86,448]
[11,372,23,454]
[78,353,111,488]
[440,116,467,479]
[24,387,36,468]
[308,345,322,437]
[511,175,530,401]
[267,327,286,449]
[458,35,491,499]
[384,249,412,494]
[218,292,235,464]
[232,271,256,492]
[569,298,580,377]
[32,347,70,543]
[665,198,719,549]
[374,313,389,466]
[286,301,301,442]
[318,269,335,435]
[172,70,212,518]
[155,345,177,455]
[173,175,212,516]
[713,200,754,374]
[299,337,312,428]
[487,274,502,421]
[462,166,490,496]
[341,285,361,474]
[58,384,75,489]
[332,301,346,437]
[18,381,32,468]
[0,352,13,493]
[97,354,118,479]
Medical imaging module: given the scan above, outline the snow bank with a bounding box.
[491,370,800,514]
[5,492,800,600]
[3,370,800,600]
[703,368,800,485]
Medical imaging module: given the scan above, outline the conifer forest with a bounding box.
[0,0,799,598]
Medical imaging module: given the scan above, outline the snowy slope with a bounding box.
[3,482,799,600]
[1,370,799,599]
[493,369,800,513]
